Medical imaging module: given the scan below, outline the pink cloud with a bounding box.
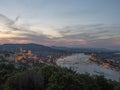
[0,39,32,44]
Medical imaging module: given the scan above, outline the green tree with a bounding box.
[5,70,44,90]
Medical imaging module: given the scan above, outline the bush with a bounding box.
[5,70,44,90]
[2,65,120,90]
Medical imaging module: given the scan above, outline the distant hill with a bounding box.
[0,43,113,53]
[0,43,117,60]
[51,46,112,52]
[0,44,68,58]
[0,43,54,52]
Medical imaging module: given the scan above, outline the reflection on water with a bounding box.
[56,54,120,81]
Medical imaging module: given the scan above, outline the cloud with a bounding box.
[27,25,63,38]
[0,14,63,44]
[0,14,14,25]
[0,13,120,49]
[59,24,120,40]
[55,24,120,48]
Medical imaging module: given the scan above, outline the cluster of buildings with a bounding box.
[89,53,120,70]
[2,48,45,66]
[14,48,38,63]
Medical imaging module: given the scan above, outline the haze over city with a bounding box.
[0,1,120,90]
[0,0,120,50]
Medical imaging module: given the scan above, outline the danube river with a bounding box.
[56,54,120,81]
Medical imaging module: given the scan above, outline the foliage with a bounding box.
[5,70,44,90]
[0,64,119,90]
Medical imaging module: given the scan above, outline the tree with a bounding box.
[5,70,44,90]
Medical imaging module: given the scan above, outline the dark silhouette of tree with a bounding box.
[5,70,44,90]
[1,65,119,90]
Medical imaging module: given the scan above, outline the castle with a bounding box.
[14,48,38,63]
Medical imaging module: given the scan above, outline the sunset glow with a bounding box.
[0,0,120,49]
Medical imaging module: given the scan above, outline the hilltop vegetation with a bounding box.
[0,64,120,90]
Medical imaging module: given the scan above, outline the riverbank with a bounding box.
[56,54,120,81]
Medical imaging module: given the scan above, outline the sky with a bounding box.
[0,0,120,49]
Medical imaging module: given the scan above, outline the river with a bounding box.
[56,54,120,81]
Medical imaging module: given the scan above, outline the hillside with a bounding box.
[0,44,69,59]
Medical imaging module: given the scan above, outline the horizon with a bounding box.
[0,43,119,51]
[0,0,120,50]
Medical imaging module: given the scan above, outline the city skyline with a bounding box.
[0,0,120,49]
